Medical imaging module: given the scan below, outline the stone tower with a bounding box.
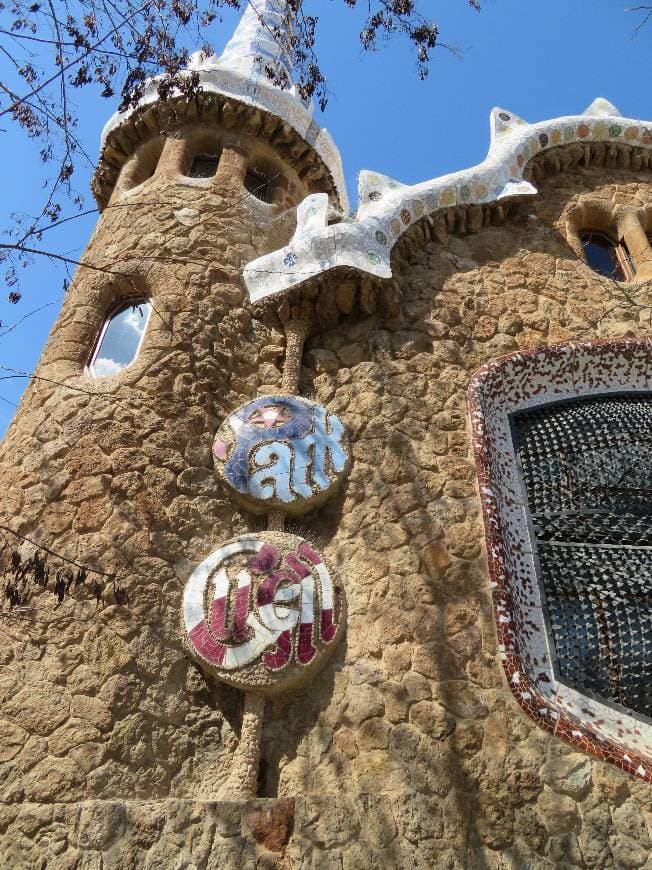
[0,4,651,867]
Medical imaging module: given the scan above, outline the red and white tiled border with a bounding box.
[468,338,652,781]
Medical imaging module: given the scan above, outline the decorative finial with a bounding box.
[583,97,622,118]
[489,107,528,146]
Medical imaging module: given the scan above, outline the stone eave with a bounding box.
[250,198,518,334]
[92,87,347,213]
[243,100,652,304]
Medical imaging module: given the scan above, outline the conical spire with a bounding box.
[100,0,348,211]
[218,0,294,86]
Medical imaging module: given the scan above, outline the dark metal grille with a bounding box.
[513,394,652,720]
[189,153,220,178]
[244,168,272,203]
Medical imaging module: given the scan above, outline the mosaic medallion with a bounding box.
[212,395,350,515]
[182,532,346,693]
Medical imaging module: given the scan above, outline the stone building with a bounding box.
[0,1,650,866]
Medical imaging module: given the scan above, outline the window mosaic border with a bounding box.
[468,338,652,781]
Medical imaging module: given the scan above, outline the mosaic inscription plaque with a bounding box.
[182,532,345,693]
[212,395,350,515]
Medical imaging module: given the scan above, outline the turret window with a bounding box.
[89,300,151,378]
[580,231,634,280]
[244,166,273,203]
[188,152,221,179]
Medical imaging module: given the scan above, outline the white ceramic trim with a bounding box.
[243,99,652,303]
[469,339,652,770]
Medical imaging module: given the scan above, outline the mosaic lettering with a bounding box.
[212,395,350,515]
[182,534,344,691]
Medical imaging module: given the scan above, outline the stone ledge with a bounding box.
[0,794,416,869]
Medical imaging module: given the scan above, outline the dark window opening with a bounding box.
[188,152,220,179]
[513,394,652,721]
[244,167,272,203]
[580,231,633,280]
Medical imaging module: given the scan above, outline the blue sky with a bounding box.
[1,0,651,435]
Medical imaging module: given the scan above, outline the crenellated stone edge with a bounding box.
[92,93,345,212]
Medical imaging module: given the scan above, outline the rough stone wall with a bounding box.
[0,145,303,849]
[0,157,651,868]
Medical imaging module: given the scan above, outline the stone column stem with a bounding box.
[268,318,309,533]
[215,145,249,187]
[158,136,185,178]
[281,318,309,395]
[268,510,285,532]
[223,692,266,799]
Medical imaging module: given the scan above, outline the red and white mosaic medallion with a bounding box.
[182,532,345,693]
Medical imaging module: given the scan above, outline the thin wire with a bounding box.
[0,523,116,578]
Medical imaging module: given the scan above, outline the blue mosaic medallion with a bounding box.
[213,395,351,515]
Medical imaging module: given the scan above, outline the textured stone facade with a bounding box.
[0,111,651,869]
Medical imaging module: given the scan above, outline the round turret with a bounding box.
[0,0,348,806]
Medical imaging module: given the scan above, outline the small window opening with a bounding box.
[123,139,163,191]
[580,231,634,280]
[188,152,220,179]
[89,300,151,378]
[244,167,273,203]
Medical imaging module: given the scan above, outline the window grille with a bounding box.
[188,153,220,179]
[244,167,272,203]
[513,394,652,721]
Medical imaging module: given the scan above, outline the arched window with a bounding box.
[244,166,273,203]
[188,152,221,179]
[469,340,652,778]
[88,300,151,378]
[580,231,633,280]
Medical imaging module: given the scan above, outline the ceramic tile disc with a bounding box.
[182,532,345,693]
[212,395,351,516]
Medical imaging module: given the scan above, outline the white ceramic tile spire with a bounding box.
[100,0,348,211]
[218,0,294,86]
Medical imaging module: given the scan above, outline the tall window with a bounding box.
[513,394,652,720]
[88,301,151,378]
[580,231,634,280]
